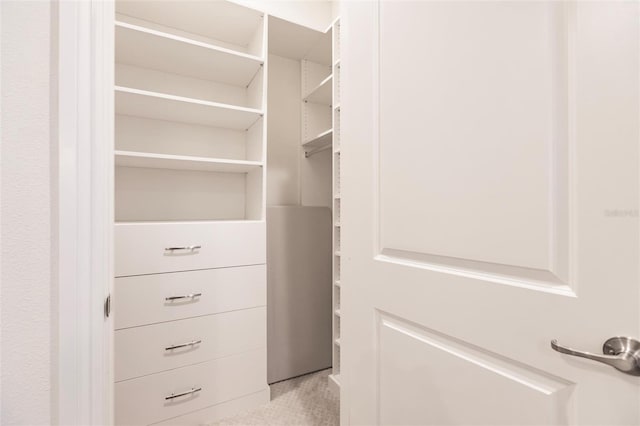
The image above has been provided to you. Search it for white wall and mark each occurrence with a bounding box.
[1,1,56,425]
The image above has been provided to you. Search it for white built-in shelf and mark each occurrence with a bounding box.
[116,21,263,87]
[115,86,263,130]
[302,128,333,149]
[335,280,341,287]
[304,75,333,105]
[115,151,262,173]
[269,16,327,62]
[115,1,263,49]
[306,28,333,65]
[303,129,333,158]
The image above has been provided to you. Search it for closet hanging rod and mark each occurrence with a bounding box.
[304,144,332,158]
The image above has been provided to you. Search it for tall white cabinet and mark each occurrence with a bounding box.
[113,2,269,425]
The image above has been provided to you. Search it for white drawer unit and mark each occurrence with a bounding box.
[114,264,266,329]
[115,307,266,382]
[115,221,266,277]
[115,348,267,426]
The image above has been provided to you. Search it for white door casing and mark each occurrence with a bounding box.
[57,0,114,424]
[341,1,639,425]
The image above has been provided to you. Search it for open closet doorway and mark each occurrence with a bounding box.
[108,1,342,425]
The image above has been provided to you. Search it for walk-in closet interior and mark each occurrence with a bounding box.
[113,1,342,424]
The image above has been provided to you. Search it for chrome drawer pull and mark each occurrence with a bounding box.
[165,387,202,401]
[165,293,202,302]
[164,245,201,253]
[165,339,202,351]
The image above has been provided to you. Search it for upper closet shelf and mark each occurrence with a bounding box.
[303,75,333,105]
[268,16,331,65]
[116,1,263,50]
[115,151,262,173]
[115,86,263,130]
[116,21,263,87]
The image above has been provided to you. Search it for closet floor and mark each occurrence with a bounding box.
[210,369,339,426]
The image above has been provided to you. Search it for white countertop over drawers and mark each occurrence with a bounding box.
[114,221,266,277]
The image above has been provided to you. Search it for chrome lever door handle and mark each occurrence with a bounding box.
[550,337,640,376]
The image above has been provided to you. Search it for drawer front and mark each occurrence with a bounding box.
[115,221,266,277]
[115,265,266,329]
[115,348,267,426]
[115,307,266,382]
[151,390,270,426]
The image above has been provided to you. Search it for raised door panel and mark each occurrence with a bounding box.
[378,313,574,425]
[378,2,569,276]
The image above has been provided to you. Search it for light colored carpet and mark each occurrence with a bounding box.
[210,369,339,426]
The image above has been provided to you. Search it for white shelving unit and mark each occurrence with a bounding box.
[329,17,342,395]
[113,3,342,422]
[113,2,269,424]
[268,14,339,390]
[283,15,341,393]
[301,32,332,160]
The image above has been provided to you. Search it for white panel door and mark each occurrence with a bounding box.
[341,1,640,425]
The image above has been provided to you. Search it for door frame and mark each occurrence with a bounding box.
[56,0,114,424]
